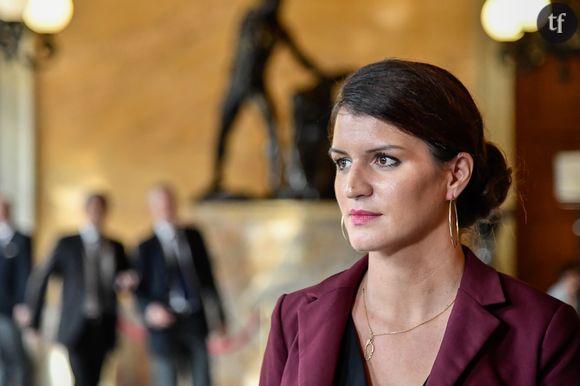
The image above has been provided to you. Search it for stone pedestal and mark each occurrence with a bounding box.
[190,200,358,386]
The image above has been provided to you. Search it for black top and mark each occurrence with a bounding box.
[334,315,429,386]
[334,315,368,385]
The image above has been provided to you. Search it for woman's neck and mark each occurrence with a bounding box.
[364,230,465,327]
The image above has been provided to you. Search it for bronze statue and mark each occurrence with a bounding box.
[207,0,322,198]
[284,72,349,199]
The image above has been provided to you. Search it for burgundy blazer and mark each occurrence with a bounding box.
[260,249,580,385]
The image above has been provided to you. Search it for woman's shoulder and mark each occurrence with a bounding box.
[275,255,368,315]
[497,270,578,323]
[499,271,561,304]
[460,249,579,343]
[495,271,580,380]
[464,249,573,318]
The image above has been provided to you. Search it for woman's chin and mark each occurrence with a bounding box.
[348,237,379,253]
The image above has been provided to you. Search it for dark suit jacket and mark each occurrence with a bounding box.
[29,234,129,349]
[135,226,226,355]
[260,248,580,385]
[0,232,32,317]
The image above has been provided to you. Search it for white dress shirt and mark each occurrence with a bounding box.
[0,221,15,246]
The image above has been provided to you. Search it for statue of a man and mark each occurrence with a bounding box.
[207,0,321,197]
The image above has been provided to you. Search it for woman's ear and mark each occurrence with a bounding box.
[446,152,473,200]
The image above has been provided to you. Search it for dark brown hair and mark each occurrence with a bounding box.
[330,59,512,228]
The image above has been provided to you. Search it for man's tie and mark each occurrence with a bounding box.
[168,232,202,314]
[85,236,103,318]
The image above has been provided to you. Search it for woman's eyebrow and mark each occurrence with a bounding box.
[328,148,348,156]
[328,144,405,157]
[366,145,405,153]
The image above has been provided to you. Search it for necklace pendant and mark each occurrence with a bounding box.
[364,335,375,361]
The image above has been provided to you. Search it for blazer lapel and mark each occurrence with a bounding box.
[428,292,501,385]
[150,235,171,299]
[298,287,354,386]
[297,256,368,386]
[428,249,506,385]
[73,234,88,288]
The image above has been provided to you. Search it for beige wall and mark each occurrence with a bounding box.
[36,0,494,255]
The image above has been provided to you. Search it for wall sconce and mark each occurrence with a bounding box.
[554,151,580,209]
[0,0,74,65]
[481,0,580,78]
[554,151,580,259]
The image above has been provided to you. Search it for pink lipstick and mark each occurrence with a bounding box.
[349,209,382,225]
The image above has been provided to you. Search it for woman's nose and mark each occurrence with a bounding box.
[345,164,372,199]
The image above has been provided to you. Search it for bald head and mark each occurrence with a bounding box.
[148,184,178,223]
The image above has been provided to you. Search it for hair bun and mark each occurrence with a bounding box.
[458,142,512,227]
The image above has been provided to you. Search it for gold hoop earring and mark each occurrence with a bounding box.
[448,200,459,247]
[341,216,349,242]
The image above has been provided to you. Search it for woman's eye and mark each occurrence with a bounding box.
[334,158,351,170]
[375,153,400,167]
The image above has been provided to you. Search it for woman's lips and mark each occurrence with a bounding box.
[349,210,382,225]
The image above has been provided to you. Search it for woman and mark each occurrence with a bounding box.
[260,59,580,385]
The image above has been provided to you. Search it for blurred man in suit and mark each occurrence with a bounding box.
[135,184,226,386]
[29,193,135,386]
[0,195,31,386]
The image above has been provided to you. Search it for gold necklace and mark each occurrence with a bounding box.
[361,286,456,361]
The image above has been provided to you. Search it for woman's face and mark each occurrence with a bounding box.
[330,110,450,254]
